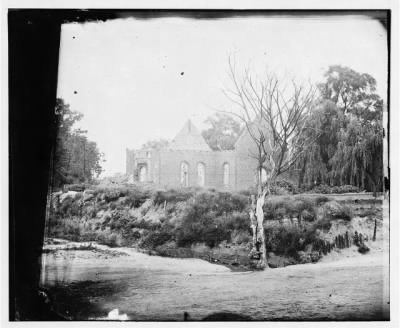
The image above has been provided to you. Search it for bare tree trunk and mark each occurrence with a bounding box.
[255,189,268,269]
[249,196,258,246]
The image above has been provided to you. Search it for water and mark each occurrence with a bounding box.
[41,242,389,321]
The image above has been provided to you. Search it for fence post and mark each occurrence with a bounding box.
[373,219,377,241]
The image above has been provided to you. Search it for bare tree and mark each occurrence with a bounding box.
[224,58,317,269]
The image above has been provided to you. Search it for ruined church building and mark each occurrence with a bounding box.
[126,120,264,191]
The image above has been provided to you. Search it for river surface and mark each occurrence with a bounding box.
[40,240,389,321]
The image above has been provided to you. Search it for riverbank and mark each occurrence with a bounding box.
[47,186,384,271]
[40,238,389,321]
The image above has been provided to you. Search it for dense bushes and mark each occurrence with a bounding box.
[304,184,360,194]
[321,201,353,221]
[175,191,250,247]
[265,226,303,257]
[48,185,354,263]
[152,188,196,205]
[263,195,330,221]
[264,215,338,259]
[240,181,360,196]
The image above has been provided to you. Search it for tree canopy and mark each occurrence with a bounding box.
[53,98,103,188]
[318,65,383,118]
[293,65,384,192]
[202,113,242,151]
[141,138,170,150]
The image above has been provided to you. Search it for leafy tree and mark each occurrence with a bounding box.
[318,65,383,117]
[329,116,383,192]
[53,98,103,188]
[294,100,346,187]
[293,66,384,192]
[140,138,169,150]
[202,113,242,150]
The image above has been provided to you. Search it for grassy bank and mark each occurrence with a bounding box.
[47,184,378,269]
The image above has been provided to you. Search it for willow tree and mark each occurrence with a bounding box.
[298,66,384,191]
[225,59,317,269]
[294,100,346,188]
[329,117,383,192]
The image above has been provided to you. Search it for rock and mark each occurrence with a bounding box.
[358,244,370,254]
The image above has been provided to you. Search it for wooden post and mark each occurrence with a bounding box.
[373,219,377,241]
[354,231,359,246]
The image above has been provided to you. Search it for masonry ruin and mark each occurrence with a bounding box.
[126,120,262,191]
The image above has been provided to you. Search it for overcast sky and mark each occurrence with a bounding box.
[57,14,388,177]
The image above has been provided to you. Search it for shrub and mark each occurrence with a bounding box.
[63,218,81,236]
[312,184,331,194]
[338,185,360,193]
[265,225,303,257]
[300,209,315,222]
[314,195,330,205]
[64,184,86,192]
[152,188,196,205]
[307,184,360,194]
[231,230,251,245]
[140,230,173,249]
[176,211,230,248]
[271,179,298,194]
[59,197,81,217]
[96,230,121,247]
[134,219,153,230]
[124,187,152,208]
[225,211,250,231]
[322,201,353,221]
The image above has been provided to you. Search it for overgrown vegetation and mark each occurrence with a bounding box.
[47,185,357,268]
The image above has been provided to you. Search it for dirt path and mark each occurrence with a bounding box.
[41,239,389,321]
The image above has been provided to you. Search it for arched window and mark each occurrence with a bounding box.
[139,165,147,182]
[197,162,206,186]
[180,162,189,187]
[223,163,230,186]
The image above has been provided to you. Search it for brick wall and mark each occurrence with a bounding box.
[126,126,263,191]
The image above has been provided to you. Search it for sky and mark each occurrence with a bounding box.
[57,14,388,177]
